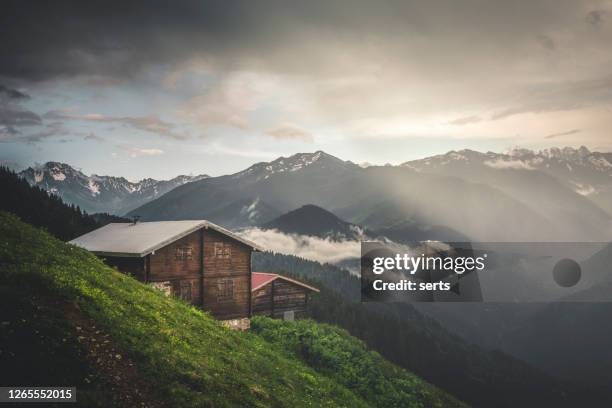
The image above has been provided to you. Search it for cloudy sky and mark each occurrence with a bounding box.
[2,0,612,180]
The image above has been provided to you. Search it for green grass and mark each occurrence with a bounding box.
[251,317,465,408]
[0,211,465,407]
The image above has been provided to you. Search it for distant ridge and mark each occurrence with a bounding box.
[19,162,208,215]
[0,166,127,240]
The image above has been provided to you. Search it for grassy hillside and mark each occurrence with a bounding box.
[0,211,464,407]
[252,318,461,408]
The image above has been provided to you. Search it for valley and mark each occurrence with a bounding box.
[6,145,612,407]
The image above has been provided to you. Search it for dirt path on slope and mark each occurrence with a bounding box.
[62,300,164,408]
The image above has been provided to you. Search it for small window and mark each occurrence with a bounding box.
[217,278,234,302]
[175,246,193,261]
[214,242,231,259]
[179,281,192,302]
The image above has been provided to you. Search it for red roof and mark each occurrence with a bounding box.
[251,272,319,292]
[251,272,278,291]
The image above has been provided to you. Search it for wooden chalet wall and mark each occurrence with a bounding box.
[201,229,251,320]
[252,279,310,319]
[103,227,252,321]
[148,229,204,308]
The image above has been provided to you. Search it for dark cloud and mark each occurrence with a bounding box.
[1,0,285,81]
[0,85,30,100]
[45,111,190,140]
[0,83,70,143]
[22,122,66,143]
[0,105,42,128]
[2,0,612,153]
[0,0,606,82]
[0,84,42,141]
[544,129,581,139]
[0,121,64,143]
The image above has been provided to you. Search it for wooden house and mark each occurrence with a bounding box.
[251,272,319,320]
[70,220,262,328]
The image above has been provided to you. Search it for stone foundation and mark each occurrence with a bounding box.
[220,318,250,331]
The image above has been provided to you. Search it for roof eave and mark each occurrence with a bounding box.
[204,221,264,251]
[92,251,143,258]
[277,275,320,292]
[252,277,278,292]
[251,274,320,293]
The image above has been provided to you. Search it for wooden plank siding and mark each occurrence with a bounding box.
[252,285,273,315]
[103,226,253,321]
[147,228,204,308]
[202,228,251,320]
[252,279,310,319]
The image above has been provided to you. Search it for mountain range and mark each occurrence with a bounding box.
[402,146,612,223]
[19,146,612,241]
[128,147,612,241]
[19,162,208,215]
[128,151,359,228]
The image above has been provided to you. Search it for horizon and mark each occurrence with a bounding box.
[7,144,608,182]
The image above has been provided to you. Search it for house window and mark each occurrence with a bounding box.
[175,246,193,261]
[179,281,192,302]
[217,278,234,302]
[214,242,231,259]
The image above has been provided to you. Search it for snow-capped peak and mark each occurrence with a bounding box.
[506,146,592,161]
[19,162,209,215]
[31,161,82,182]
[400,146,612,183]
[233,151,353,181]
